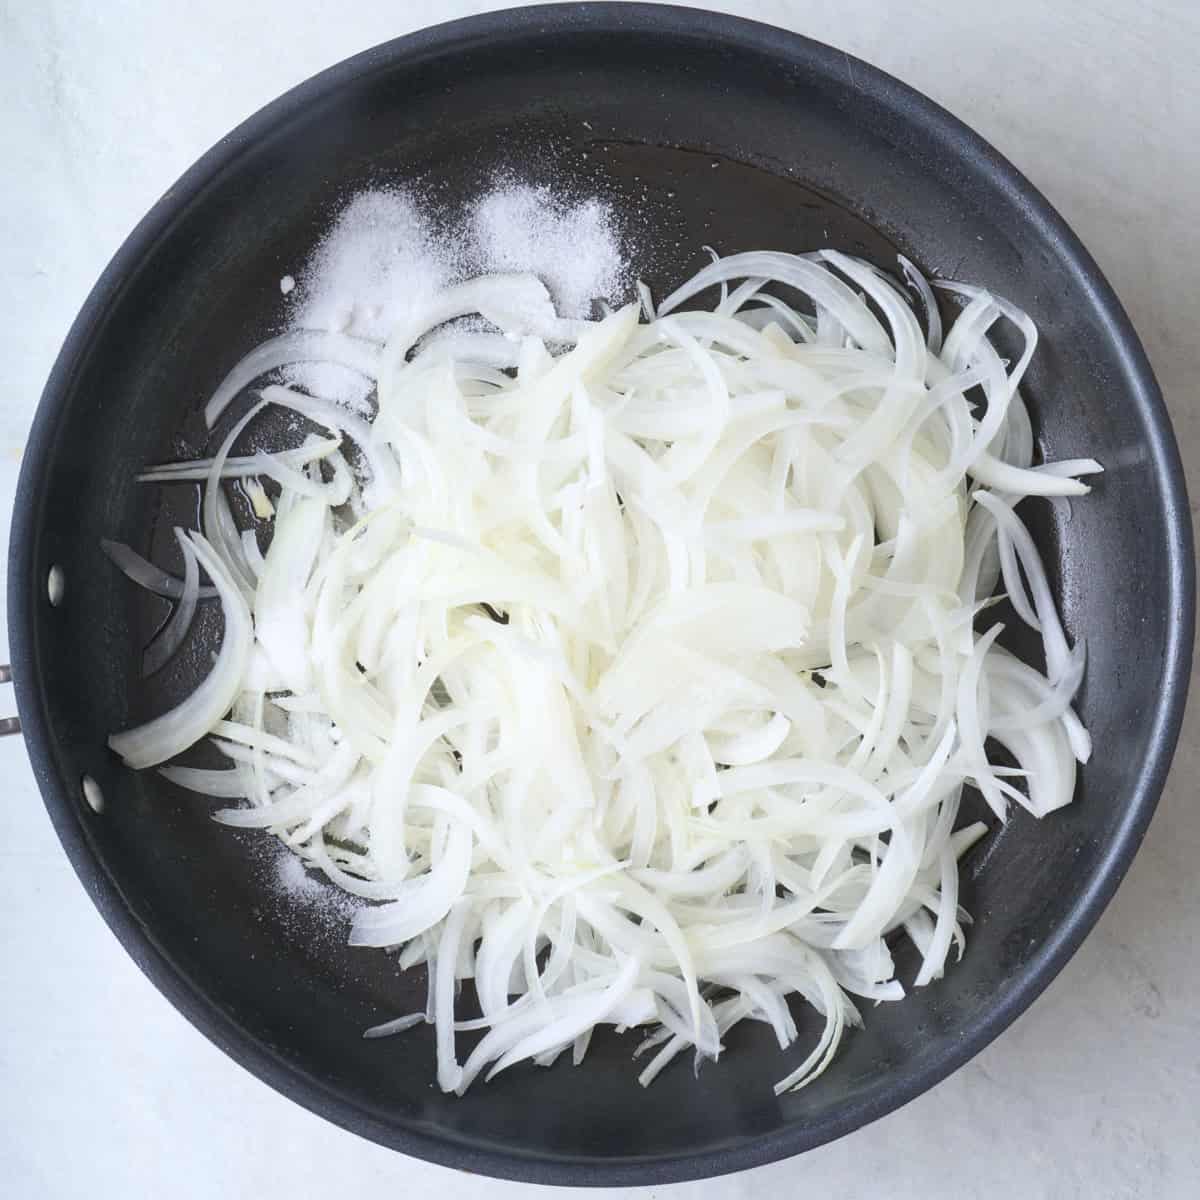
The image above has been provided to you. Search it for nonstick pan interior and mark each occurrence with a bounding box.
[11,5,1192,1186]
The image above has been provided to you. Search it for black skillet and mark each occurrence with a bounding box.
[9,3,1193,1187]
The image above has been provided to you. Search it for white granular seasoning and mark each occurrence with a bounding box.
[276,847,320,897]
[279,361,374,415]
[286,180,632,357]
[262,842,361,941]
[279,274,295,295]
[292,189,453,344]
[469,183,629,318]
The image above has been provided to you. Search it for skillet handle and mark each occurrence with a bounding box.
[0,665,19,736]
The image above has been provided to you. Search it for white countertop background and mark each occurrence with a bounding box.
[3,2,1198,1197]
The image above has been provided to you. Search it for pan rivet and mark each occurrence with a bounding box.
[47,565,65,607]
[81,774,104,814]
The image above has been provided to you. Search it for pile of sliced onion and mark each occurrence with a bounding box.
[107,248,1098,1095]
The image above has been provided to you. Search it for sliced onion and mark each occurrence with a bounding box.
[204,330,381,428]
[101,538,217,600]
[111,247,1093,1100]
[142,529,202,676]
[108,532,252,769]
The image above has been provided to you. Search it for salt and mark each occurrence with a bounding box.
[276,848,319,897]
[291,189,452,344]
[469,183,629,319]
[259,840,361,944]
[279,360,374,414]
[284,178,632,360]
[279,274,295,295]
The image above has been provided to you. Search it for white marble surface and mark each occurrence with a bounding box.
[2,2,1198,1196]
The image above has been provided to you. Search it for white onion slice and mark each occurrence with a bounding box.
[204,330,381,428]
[142,529,202,676]
[109,533,252,769]
[102,538,217,600]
